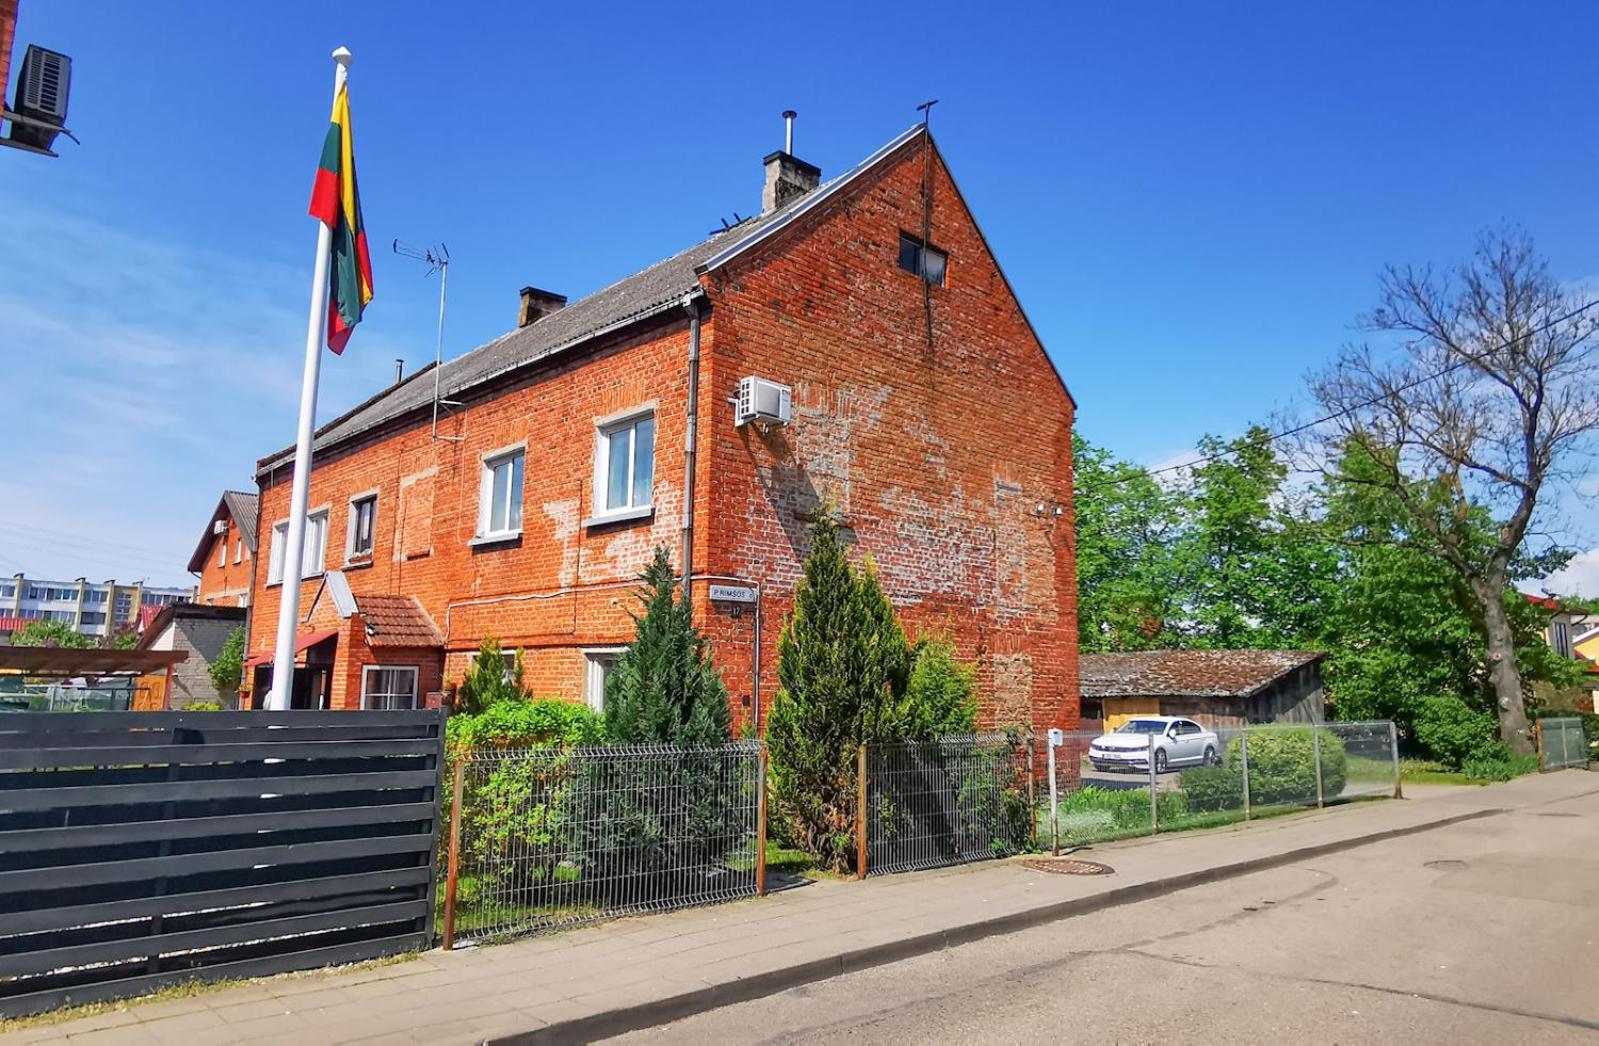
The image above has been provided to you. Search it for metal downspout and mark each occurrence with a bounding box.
[680,294,704,601]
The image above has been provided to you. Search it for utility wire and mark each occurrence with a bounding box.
[1111,296,1599,485]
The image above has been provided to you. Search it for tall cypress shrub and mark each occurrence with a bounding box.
[573,548,735,899]
[767,517,909,873]
[603,548,731,746]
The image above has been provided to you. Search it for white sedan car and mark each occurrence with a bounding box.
[1088,716,1221,774]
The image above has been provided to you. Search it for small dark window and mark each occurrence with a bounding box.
[351,495,377,557]
[897,232,947,285]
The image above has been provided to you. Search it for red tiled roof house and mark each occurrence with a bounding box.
[242,125,1080,732]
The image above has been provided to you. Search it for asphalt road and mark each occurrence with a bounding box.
[612,781,1599,1045]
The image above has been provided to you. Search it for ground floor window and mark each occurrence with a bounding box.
[362,665,419,710]
[582,648,625,713]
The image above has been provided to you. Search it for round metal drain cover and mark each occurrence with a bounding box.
[1424,859,1468,871]
[1022,857,1114,876]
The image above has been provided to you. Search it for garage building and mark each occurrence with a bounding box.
[1080,649,1326,732]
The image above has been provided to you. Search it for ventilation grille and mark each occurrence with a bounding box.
[18,46,71,122]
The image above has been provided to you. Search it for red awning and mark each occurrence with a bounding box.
[243,629,339,669]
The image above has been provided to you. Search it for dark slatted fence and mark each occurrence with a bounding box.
[0,709,445,1018]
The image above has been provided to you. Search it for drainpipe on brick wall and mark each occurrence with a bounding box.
[679,292,705,602]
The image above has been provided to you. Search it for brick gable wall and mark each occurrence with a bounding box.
[196,512,254,607]
[698,137,1080,732]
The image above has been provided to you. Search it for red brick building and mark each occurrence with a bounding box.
[241,125,1080,732]
[188,491,259,608]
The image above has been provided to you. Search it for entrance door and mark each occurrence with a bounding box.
[290,667,331,710]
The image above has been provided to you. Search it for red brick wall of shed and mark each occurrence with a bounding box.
[247,316,709,708]
[698,137,1080,733]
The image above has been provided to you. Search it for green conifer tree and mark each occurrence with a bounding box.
[603,547,732,746]
[767,516,909,872]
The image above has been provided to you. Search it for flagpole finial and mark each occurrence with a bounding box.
[332,46,353,67]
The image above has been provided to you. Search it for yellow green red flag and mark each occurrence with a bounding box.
[308,84,373,354]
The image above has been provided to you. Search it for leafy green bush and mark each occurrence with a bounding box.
[183,700,224,711]
[895,634,978,741]
[445,697,602,756]
[1043,785,1187,839]
[1179,765,1245,812]
[1461,741,1541,782]
[208,626,246,698]
[1412,694,1499,768]
[1228,726,1347,805]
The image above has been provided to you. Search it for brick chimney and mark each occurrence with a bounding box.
[762,151,820,215]
[518,286,567,328]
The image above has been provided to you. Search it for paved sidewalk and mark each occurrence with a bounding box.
[4,772,1594,1045]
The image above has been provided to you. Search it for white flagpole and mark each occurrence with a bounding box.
[267,46,352,712]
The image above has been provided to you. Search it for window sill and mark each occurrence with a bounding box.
[583,506,654,529]
[341,556,374,572]
[469,530,522,548]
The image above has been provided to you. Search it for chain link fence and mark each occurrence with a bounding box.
[1035,720,1401,850]
[442,741,763,945]
[862,734,1031,876]
[1539,717,1590,771]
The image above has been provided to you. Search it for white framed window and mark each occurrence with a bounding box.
[898,232,947,285]
[217,531,228,568]
[593,411,655,519]
[469,646,518,685]
[362,665,419,710]
[233,538,244,565]
[582,647,626,712]
[476,446,525,540]
[267,509,330,584]
[347,492,378,560]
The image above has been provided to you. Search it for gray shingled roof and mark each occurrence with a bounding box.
[1080,650,1325,699]
[256,126,927,476]
[222,491,259,553]
[186,490,262,572]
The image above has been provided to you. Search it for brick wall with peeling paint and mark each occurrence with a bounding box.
[699,137,1080,733]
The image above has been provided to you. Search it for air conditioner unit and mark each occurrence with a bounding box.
[736,376,792,427]
[212,519,228,535]
[6,45,72,153]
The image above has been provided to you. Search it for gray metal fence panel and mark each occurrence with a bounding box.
[1540,717,1590,771]
[449,741,761,943]
[0,709,445,1019]
[864,734,1029,876]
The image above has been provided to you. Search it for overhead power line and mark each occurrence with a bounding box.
[1116,297,1599,485]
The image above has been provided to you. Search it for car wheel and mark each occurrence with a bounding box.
[1204,745,1218,767]
[1153,749,1168,774]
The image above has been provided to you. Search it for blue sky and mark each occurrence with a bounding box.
[4,1,1597,592]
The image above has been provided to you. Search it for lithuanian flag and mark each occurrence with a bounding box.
[308,84,373,354]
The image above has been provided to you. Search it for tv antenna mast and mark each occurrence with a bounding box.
[392,239,462,441]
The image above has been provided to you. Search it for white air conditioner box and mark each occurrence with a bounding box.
[736,376,792,427]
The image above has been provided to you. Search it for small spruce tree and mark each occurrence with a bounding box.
[604,548,732,746]
[766,515,910,873]
[897,633,978,741]
[456,637,526,715]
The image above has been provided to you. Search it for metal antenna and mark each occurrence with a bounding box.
[391,239,462,442]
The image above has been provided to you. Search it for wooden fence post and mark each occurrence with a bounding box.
[756,743,769,897]
[1535,719,1545,771]
[856,743,868,880]
[441,754,466,951]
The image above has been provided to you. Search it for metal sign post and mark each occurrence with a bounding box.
[1148,734,1159,835]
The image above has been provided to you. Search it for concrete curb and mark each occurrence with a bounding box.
[491,806,1504,1045]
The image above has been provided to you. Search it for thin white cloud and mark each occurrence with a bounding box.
[1542,548,1599,600]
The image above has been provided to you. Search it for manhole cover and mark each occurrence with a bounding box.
[1424,859,1468,871]
[1022,857,1114,876]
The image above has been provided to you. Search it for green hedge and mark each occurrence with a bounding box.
[1224,726,1348,805]
[1179,765,1245,812]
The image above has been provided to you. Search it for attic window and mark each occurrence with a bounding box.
[898,232,947,286]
